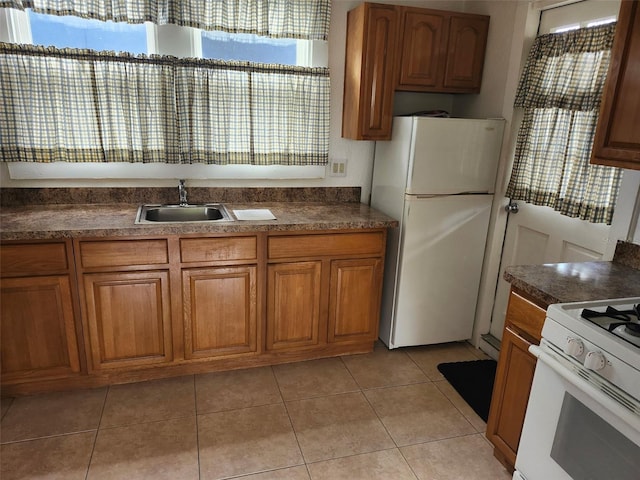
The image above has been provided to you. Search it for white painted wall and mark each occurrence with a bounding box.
[3,1,638,345]
[0,0,498,204]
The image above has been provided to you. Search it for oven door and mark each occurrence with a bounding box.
[514,341,640,480]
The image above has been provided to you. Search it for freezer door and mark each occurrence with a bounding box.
[406,117,504,195]
[391,194,493,347]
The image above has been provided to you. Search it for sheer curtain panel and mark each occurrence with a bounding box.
[0,43,330,165]
[506,23,622,224]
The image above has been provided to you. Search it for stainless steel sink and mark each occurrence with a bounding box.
[135,204,234,223]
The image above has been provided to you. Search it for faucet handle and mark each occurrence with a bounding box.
[178,179,187,205]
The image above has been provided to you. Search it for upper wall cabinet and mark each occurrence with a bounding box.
[342,3,399,141]
[397,8,489,92]
[342,2,490,141]
[591,0,640,170]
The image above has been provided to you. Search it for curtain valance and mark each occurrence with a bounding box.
[514,23,616,112]
[0,0,331,40]
[0,42,330,165]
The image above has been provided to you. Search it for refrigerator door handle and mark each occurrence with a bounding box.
[414,191,490,199]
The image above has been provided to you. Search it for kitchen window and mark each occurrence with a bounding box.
[0,1,330,179]
[27,9,149,54]
[23,8,322,66]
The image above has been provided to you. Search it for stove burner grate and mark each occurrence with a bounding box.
[581,305,640,323]
[581,304,640,347]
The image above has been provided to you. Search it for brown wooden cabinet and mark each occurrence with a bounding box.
[328,258,382,343]
[442,15,489,90]
[0,241,82,384]
[342,2,398,141]
[77,238,173,371]
[397,9,445,90]
[82,270,172,370]
[397,8,489,92]
[182,266,257,359]
[180,235,259,360]
[2,228,387,395]
[591,0,640,170]
[486,289,546,472]
[267,261,322,350]
[267,231,385,351]
[342,2,490,140]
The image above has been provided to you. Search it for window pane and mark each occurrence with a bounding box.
[27,10,147,54]
[201,30,296,64]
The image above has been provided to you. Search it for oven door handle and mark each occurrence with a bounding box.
[529,344,640,430]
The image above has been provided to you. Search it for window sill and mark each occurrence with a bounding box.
[7,162,327,180]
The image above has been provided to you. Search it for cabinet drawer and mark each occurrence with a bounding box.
[180,237,257,263]
[1,242,69,276]
[268,232,384,259]
[79,239,169,268]
[505,291,546,341]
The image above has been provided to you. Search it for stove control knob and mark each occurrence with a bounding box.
[564,338,584,357]
[584,351,606,371]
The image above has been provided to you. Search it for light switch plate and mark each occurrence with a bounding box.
[329,158,347,177]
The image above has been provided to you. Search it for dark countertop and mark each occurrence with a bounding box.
[504,259,640,307]
[0,202,398,240]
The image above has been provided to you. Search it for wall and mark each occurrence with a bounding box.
[466,0,640,354]
[0,0,504,204]
[6,1,636,344]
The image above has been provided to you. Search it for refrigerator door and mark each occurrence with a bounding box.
[390,194,493,348]
[371,117,414,221]
[406,117,504,195]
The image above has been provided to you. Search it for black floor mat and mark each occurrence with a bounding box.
[437,359,497,422]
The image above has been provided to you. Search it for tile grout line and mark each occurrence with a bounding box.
[0,397,14,422]
[352,345,484,456]
[193,374,202,480]
[403,348,434,381]
[338,353,365,390]
[337,356,414,468]
[393,446,422,480]
[432,379,487,434]
[269,365,308,473]
[0,428,99,446]
[395,432,495,480]
[84,385,110,480]
[96,412,199,431]
[339,352,417,467]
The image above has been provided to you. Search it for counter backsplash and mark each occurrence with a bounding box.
[613,240,640,270]
[0,187,362,206]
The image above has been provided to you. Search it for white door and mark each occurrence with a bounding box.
[489,203,609,340]
[489,172,640,341]
[488,0,635,341]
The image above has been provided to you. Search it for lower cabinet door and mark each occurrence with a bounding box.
[267,261,322,351]
[82,270,172,370]
[182,266,257,359]
[328,258,382,343]
[1,275,81,383]
[486,326,537,470]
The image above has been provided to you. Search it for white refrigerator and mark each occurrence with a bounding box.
[371,116,505,349]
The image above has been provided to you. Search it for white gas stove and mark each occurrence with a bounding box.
[544,297,640,400]
[514,297,640,480]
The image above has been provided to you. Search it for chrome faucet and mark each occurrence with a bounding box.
[178,179,188,206]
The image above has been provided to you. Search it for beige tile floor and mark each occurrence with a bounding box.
[0,341,511,480]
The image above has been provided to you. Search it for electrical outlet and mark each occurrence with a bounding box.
[329,158,347,177]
